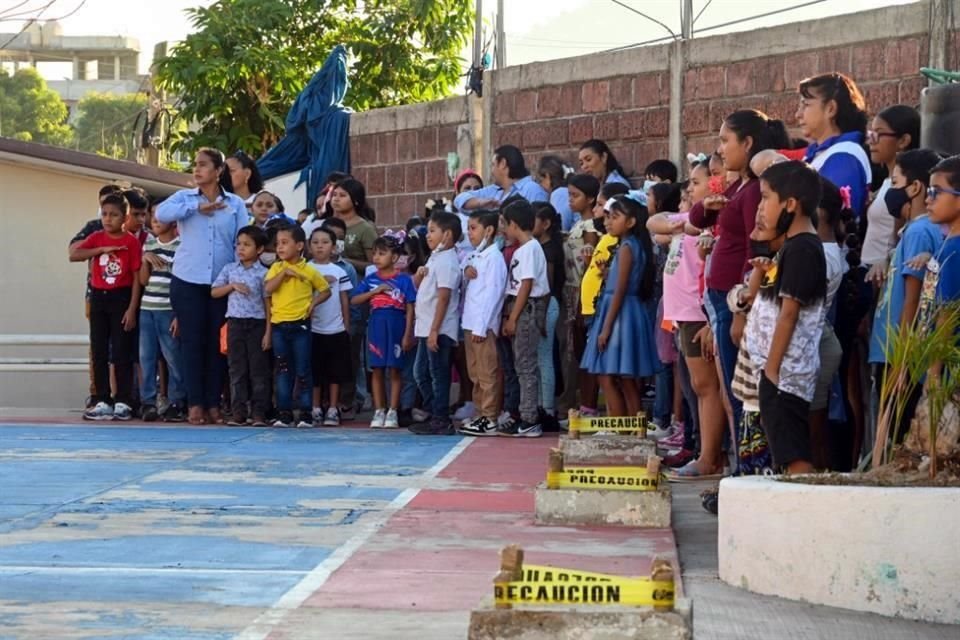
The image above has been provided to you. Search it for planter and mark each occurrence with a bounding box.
[718,475,960,625]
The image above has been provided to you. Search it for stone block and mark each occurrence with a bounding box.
[582,80,611,113]
[438,124,458,154]
[366,166,385,194]
[497,92,516,123]
[404,163,425,193]
[516,90,539,121]
[644,107,669,138]
[852,42,886,82]
[681,103,710,135]
[559,83,583,116]
[468,606,692,640]
[386,164,404,193]
[378,131,398,164]
[559,434,656,466]
[784,51,819,88]
[610,76,634,110]
[817,46,852,76]
[725,61,755,97]
[538,86,562,118]
[397,130,418,162]
[684,65,724,101]
[417,126,438,159]
[425,160,448,191]
[534,482,671,528]
[634,72,664,107]
[568,116,594,145]
[884,37,922,79]
[593,113,619,140]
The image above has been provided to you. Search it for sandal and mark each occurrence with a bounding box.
[666,461,726,482]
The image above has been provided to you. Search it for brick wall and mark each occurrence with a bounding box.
[492,72,670,184]
[682,36,933,155]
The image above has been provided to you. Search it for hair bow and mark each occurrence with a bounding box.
[838,185,852,211]
[562,164,575,178]
[687,152,708,165]
[383,229,407,244]
[625,189,648,207]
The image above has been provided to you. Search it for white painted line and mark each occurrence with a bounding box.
[235,437,473,640]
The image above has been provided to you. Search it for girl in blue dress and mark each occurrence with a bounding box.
[581,193,658,417]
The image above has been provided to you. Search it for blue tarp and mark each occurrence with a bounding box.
[257,45,352,210]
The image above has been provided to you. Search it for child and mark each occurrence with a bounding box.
[250,190,286,228]
[500,199,550,437]
[138,213,185,422]
[532,202,565,425]
[297,208,311,226]
[746,160,826,474]
[308,227,354,426]
[580,194,658,418]
[212,226,272,426]
[123,188,151,248]
[458,211,507,436]
[264,225,331,427]
[351,235,417,428]
[70,193,142,421]
[644,159,679,184]
[409,211,463,435]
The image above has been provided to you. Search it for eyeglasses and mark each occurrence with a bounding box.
[866,130,899,145]
[927,186,960,200]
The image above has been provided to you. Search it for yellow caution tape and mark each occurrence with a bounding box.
[546,466,661,491]
[523,564,638,582]
[495,579,674,607]
[569,415,647,434]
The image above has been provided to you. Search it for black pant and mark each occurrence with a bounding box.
[227,318,271,418]
[89,287,135,405]
[170,276,227,409]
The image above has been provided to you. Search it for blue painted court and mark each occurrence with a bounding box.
[0,422,465,639]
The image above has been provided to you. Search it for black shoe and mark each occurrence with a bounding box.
[273,412,294,428]
[458,416,499,437]
[701,488,719,515]
[397,409,415,428]
[141,405,159,422]
[408,418,455,436]
[537,408,560,433]
[497,418,543,438]
[162,405,186,423]
[227,412,248,426]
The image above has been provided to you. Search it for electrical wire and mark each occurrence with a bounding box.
[694,0,827,36]
[693,0,713,25]
[607,0,677,40]
[0,0,56,50]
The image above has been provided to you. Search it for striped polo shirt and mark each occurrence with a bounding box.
[141,235,180,312]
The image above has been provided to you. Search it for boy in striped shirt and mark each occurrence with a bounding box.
[138,215,185,421]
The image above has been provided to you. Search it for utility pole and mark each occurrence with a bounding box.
[472,0,483,69]
[681,0,694,40]
[495,0,505,69]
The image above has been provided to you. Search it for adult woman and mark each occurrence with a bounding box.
[220,150,265,207]
[863,104,921,284]
[452,169,484,255]
[156,148,248,424]
[688,110,789,443]
[578,139,631,188]
[302,171,351,239]
[330,178,377,273]
[797,73,871,217]
[536,155,576,231]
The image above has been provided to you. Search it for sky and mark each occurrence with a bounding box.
[1,0,919,78]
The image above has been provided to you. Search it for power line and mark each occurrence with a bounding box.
[694,0,713,25]
[0,0,56,50]
[694,0,827,36]
[608,0,677,40]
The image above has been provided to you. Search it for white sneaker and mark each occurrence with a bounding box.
[323,407,340,427]
[452,401,476,422]
[497,411,513,426]
[112,402,133,421]
[411,407,431,423]
[646,421,673,440]
[384,409,400,429]
[83,401,114,421]
[370,409,387,428]
[312,407,324,425]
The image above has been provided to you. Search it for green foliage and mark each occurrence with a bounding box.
[0,68,72,146]
[74,93,149,160]
[156,0,473,156]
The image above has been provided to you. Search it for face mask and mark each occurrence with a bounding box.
[494,236,506,251]
[261,252,277,266]
[883,186,911,219]
[774,207,795,237]
[335,240,345,255]
[643,179,658,192]
[750,239,774,259]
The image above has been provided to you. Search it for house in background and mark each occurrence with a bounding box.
[0,137,192,410]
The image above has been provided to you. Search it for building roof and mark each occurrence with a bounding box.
[0,137,193,195]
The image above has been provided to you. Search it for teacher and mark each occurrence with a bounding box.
[156,148,249,425]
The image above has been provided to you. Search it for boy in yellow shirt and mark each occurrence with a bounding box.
[265,225,331,427]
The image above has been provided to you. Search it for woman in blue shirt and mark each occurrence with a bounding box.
[536,155,576,231]
[578,139,631,188]
[156,148,249,425]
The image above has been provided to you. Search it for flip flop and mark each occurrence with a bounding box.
[666,461,726,482]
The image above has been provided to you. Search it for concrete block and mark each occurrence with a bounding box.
[559,435,656,466]
[468,601,693,640]
[534,482,671,528]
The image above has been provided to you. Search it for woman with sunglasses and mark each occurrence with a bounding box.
[863,105,921,287]
[220,150,265,208]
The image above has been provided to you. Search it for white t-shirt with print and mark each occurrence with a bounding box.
[507,239,550,298]
[309,262,352,334]
[415,248,462,340]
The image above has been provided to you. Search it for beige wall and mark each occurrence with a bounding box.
[0,160,106,409]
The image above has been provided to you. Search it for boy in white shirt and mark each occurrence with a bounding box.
[458,210,507,436]
[409,211,463,435]
[500,198,550,437]
[307,227,353,426]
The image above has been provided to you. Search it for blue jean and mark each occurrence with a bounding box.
[654,361,673,423]
[537,297,560,414]
[139,309,184,407]
[497,335,520,415]
[706,287,743,437]
[170,277,227,409]
[414,335,454,420]
[272,321,312,413]
[400,350,418,410]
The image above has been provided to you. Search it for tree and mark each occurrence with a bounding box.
[73,93,149,160]
[0,68,72,146]
[156,0,473,156]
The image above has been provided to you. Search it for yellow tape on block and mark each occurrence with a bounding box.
[545,466,661,491]
[568,415,646,434]
[495,579,674,607]
[523,564,638,583]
